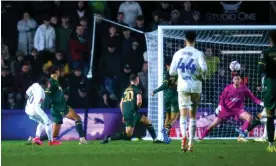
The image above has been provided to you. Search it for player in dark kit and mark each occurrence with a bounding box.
[258,30,276,152]
[44,65,87,144]
[101,74,164,144]
[152,57,179,141]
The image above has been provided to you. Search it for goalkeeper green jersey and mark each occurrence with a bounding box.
[153,70,178,101]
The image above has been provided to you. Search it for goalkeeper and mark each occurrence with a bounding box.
[152,57,179,140]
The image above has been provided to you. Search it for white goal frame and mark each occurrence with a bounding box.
[146,25,276,140]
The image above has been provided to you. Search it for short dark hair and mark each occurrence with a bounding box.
[164,56,172,66]
[39,76,49,86]
[49,64,61,74]
[129,73,138,82]
[185,31,196,43]
[269,30,276,44]
[22,62,30,67]
[118,12,124,15]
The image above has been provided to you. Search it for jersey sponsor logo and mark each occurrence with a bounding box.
[177,58,196,74]
[184,52,193,56]
[230,97,240,102]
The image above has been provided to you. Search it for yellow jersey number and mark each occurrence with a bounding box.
[123,91,134,102]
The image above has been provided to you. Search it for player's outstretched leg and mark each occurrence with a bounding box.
[200,117,222,140]
[140,115,164,144]
[266,108,276,152]
[66,107,87,144]
[237,112,252,142]
[32,123,44,145]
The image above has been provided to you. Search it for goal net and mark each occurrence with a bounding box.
[145,25,276,140]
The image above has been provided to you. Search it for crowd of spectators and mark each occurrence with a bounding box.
[1,1,212,109]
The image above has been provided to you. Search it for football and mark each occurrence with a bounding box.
[229,61,241,71]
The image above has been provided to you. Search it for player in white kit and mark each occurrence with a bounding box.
[25,76,61,145]
[170,31,207,152]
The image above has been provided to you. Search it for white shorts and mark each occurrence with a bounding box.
[178,91,201,109]
[25,106,51,125]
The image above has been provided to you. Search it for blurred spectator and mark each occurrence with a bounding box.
[2,67,14,99]
[79,17,91,40]
[138,61,148,107]
[1,38,10,60]
[119,64,132,98]
[69,24,90,75]
[43,51,70,76]
[12,51,26,76]
[122,28,134,59]
[118,1,143,27]
[116,12,128,34]
[75,86,88,108]
[99,43,121,100]
[151,12,160,31]
[58,67,70,91]
[34,16,56,52]
[169,10,181,25]
[133,15,147,52]
[205,48,219,79]
[125,41,144,73]
[17,12,37,55]
[191,11,201,24]
[89,1,110,16]
[101,25,121,51]
[1,39,15,74]
[27,48,41,79]
[69,67,87,107]
[50,15,59,28]
[14,62,33,95]
[71,1,90,26]
[56,15,73,56]
[179,1,194,24]
[7,93,19,109]
[158,2,172,23]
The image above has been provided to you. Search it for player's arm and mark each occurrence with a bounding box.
[245,87,263,106]
[152,73,169,95]
[198,51,208,77]
[169,53,178,76]
[137,94,142,108]
[120,98,123,113]
[42,82,53,109]
[258,51,267,74]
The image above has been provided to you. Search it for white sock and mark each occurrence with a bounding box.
[35,123,44,137]
[262,124,267,138]
[45,123,53,142]
[180,116,187,138]
[189,119,196,146]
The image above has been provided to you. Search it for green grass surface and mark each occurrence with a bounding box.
[1,140,276,166]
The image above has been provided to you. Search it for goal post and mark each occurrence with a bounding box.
[146,25,276,140]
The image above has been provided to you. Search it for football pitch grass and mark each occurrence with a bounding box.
[2,140,276,166]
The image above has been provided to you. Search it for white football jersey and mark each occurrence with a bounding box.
[26,83,45,107]
[169,46,207,93]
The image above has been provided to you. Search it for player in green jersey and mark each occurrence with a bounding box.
[45,65,87,144]
[101,74,164,144]
[152,57,179,138]
[258,30,276,152]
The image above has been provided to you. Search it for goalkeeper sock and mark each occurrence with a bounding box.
[35,123,44,138]
[241,120,250,132]
[267,116,275,144]
[262,124,267,138]
[146,124,157,140]
[245,116,261,133]
[75,121,85,138]
[188,119,196,146]
[45,123,53,142]
[180,116,187,138]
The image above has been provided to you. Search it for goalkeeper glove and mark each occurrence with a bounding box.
[215,105,221,116]
[259,102,264,107]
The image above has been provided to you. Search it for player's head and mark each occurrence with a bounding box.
[232,72,241,87]
[49,64,61,77]
[185,31,196,46]
[129,73,139,85]
[164,56,172,69]
[39,76,49,89]
[269,30,276,46]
